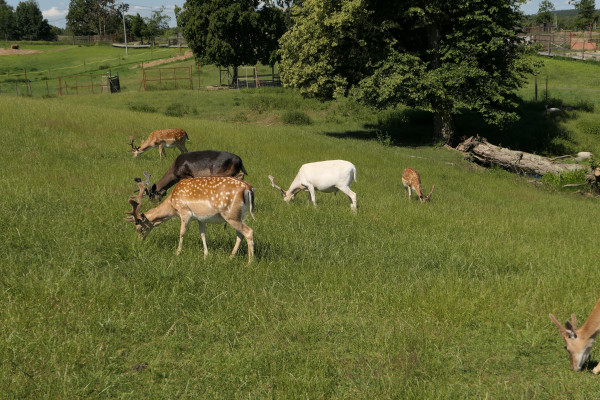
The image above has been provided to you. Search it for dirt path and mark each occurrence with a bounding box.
[130,50,194,69]
[0,48,42,55]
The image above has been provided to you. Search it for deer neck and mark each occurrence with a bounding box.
[144,196,177,227]
[578,297,600,340]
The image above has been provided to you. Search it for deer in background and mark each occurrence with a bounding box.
[269,160,357,211]
[550,296,600,373]
[126,176,255,263]
[144,150,248,202]
[401,168,435,202]
[129,128,189,160]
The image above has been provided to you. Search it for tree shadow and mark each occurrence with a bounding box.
[324,100,578,155]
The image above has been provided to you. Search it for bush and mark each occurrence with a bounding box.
[128,103,157,113]
[281,110,311,125]
[164,103,197,117]
[542,169,587,189]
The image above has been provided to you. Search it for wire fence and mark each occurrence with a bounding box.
[526,29,600,61]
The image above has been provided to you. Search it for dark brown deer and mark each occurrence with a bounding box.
[126,176,255,263]
[144,150,248,201]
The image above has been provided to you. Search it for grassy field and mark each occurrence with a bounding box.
[2,47,600,398]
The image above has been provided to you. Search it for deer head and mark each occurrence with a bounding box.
[422,184,435,202]
[128,136,140,155]
[549,313,594,371]
[125,180,154,238]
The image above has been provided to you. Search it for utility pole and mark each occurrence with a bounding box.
[119,3,130,56]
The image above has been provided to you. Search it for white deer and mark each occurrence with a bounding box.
[401,167,435,202]
[550,296,600,373]
[129,128,189,160]
[268,160,357,211]
[126,176,255,263]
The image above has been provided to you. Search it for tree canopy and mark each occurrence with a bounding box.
[66,0,126,36]
[572,0,597,30]
[279,0,535,145]
[0,0,17,40]
[177,0,286,82]
[15,0,54,40]
[535,0,555,25]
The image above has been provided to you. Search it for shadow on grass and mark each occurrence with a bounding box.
[325,100,579,155]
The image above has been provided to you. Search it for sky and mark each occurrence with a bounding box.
[4,0,589,29]
[5,0,184,28]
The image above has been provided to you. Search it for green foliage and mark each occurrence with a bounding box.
[280,110,311,125]
[128,102,158,113]
[177,0,285,74]
[164,102,197,117]
[535,0,555,24]
[14,0,55,40]
[572,0,597,30]
[279,0,536,145]
[542,168,587,188]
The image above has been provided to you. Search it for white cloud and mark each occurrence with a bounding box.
[43,6,67,19]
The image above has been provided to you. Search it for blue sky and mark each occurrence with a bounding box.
[4,0,588,29]
[521,0,578,14]
[5,0,183,28]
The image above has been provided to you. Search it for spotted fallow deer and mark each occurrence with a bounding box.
[268,160,357,211]
[550,296,600,373]
[129,129,189,160]
[125,176,255,263]
[401,168,435,202]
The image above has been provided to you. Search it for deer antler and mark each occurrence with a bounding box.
[425,184,435,201]
[128,136,139,152]
[125,181,147,223]
[268,175,286,196]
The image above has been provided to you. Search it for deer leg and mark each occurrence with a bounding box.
[224,218,254,263]
[307,184,317,206]
[197,221,208,259]
[159,143,165,160]
[338,186,357,211]
[177,213,192,255]
[178,143,188,153]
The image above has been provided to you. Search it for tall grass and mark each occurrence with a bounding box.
[3,87,600,398]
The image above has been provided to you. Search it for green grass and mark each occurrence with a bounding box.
[3,50,600,397]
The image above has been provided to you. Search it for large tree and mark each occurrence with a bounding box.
[15,0,54,40]
[535,0,555,25]
[572,0,597,30]
[144,6,170,46]
[0,0,17,40]
[279,0,535,146]
[177,0,285,82]
[66,0,124,36]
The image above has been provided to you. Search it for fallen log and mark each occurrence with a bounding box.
[455,136,588,177]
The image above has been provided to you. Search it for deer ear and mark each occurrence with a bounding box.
[565,321,578,338]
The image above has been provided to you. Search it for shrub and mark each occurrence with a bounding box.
[281,110,311,125]
[128,103,157,113]
[164,103,197,117]
[542,169,587,189]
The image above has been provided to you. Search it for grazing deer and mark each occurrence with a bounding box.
[129,129,189,160]
[550,297,600,373]
[144,150,248,202]
[401,168,435,202]
[268,160,357,211]
[126,176,255,263]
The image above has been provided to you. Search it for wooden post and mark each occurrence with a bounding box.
[58,77,62,96]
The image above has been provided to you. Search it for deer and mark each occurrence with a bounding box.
[129,129,189,160]
[401,168,435,202]
[143,150,248,202]
[550,296,600,373]
[126,176,255,263]
[268,160,357,211]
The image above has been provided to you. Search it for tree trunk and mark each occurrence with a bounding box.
[232,66,239,87]
[433,111,456,146]
[456,136,587,176]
